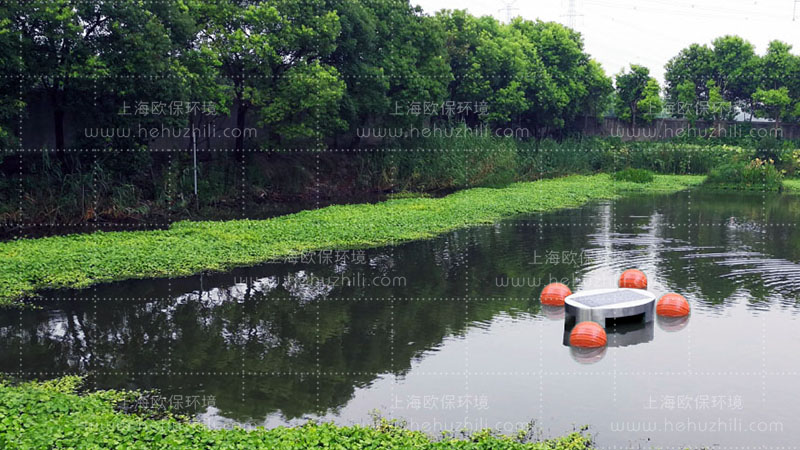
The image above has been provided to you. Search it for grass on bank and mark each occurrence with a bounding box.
[611,168,655,183]
[783,179,800,192]
[0,378,592,450]
[0,174,704,305]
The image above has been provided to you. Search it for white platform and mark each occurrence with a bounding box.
[564,288,656,326]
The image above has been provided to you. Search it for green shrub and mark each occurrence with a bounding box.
[621,143,748,174]
[391,127,520,190]
[611,168,655,183]
[704,159,783,191]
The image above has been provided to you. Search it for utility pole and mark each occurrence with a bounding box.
[565,0,581,29]
[498,0,519,23]
[794,0,800,20]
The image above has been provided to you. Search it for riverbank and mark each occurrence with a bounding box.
[783,179,800,192]
[0,378,591,449]
[0,174,704,305]
[3,139,748,228]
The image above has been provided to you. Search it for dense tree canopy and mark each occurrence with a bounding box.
[434,11,612,137]
[665,36,800,123]
[5,0,617,149]
[7,3,800,148]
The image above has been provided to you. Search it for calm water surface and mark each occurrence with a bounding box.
[3,190,800,448]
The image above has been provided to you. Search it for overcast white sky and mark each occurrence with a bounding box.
[412,0,800,84]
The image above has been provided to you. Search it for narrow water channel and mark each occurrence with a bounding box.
[3,190,799,448]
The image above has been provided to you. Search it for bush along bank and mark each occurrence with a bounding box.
[0,174,704,305]
[5,137,795,227]
[704,158,784,191]
[0,378,593,450]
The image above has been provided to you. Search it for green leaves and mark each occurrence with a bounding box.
[665,36,800,123]
[436,12,611,133]
[0,379,595,449]
[614,65,657,125]
[752,87,792,124]
[637,79,662,123]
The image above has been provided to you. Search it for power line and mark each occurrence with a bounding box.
[497,0,519,23]
[583,0,787,21]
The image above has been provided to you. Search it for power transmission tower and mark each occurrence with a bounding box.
[564,0,582,29]
[498,0,519,23]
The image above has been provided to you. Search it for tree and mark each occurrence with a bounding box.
[615,65,654,125]
[760,40,794,91]
[664,43,715,108]
[513,20,583,131]
[675,80,698,125]
[315,0,454,140]
[637,79,662,123]
[200,0,345,148]
[0,9,22,147]
[704,80,732,121]
[435,10,497,127]
[711,36,759,105]
[666,37,800,121]
[12,0,187,152]
[367,1,452,129]
[436,12,552,132]
[764,44,800,123]
[436,13,611,136]
[578,59,614,124]
[752,87,791,131]
[320,0,385,134]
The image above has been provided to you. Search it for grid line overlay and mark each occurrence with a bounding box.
[1,57,795,450]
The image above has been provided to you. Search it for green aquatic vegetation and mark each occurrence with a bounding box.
[0,378,593,449]
[611,169,655,183]
[0,174,704,305]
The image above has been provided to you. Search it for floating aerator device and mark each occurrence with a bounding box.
[539,270,690,355]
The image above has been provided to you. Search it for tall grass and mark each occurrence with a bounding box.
[1,137,786,226]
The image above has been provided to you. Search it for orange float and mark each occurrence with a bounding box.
[656,293,691,317]
[540,283,572,306]
[618,269,647,289]
[569,321,607,348]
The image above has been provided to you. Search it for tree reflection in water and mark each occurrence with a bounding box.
[4,190,800,426]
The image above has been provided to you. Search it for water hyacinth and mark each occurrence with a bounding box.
[0,174,703,305]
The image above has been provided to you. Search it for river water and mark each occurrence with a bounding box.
[2,190,799,448]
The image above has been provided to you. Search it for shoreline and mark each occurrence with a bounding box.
[0,174,704,305]
[0,378,593,449]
